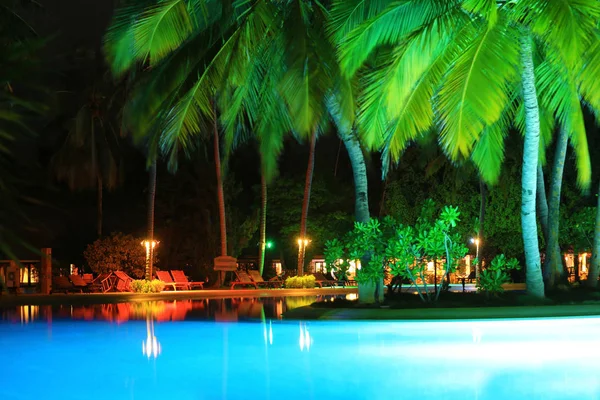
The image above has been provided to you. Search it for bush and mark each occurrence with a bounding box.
[84,232,155,278]
[130,279,165,293]
[285,275,316,288]
[476,254,521,296]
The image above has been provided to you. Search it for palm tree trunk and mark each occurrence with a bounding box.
[520,32,545,298]
[476,180,486,280]
[537,165,549,240]
[586,180,600,287]
[214,117,227,257]
[298,131,317,276]
[544,128,569,288]
[146,160,157,280]
[258,166,267,276]
[341,131,370,224]
[97,175,103,238]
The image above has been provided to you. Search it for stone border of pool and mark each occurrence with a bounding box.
[0,287,358,307]
[282,303,600,320]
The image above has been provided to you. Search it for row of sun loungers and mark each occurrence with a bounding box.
[52,270,203,293]
[52,270,346,293]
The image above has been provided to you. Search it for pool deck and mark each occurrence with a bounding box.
[283,303,600,321]
[0,287,358,307]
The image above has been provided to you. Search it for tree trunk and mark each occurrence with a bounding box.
[536,165,549,240]
[258,166,267,276]
[544,128,569,288]
[146,160,157,280]
[477,180,486,280]
[586,180,600,287]
[341,129,374,302]
[519,33,545,298]
[297,131,317,276]
[214,115,227,257]
[97,175,103,238]
[341,131,370,224]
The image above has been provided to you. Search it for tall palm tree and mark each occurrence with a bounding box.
[52,81,123,238]
[145,159,157,279]
[543,128,569,285]
[588,182,600,286]
[105,1,282,283]
[329,0,598,297]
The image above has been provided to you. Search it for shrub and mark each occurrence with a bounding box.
[324,200,468,303]
[84,232,156,278]
[285,275,316,288]
[476,254,521,296]
[130,279,165,293]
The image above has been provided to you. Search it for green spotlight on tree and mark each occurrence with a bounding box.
[266,241,273,249]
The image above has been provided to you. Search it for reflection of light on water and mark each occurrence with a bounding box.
[20,305,38,324]
[472,327,482,343]
[269,320,273,345]
[142,316,161,359]
[299,322,312,351]
[346,293,358,301]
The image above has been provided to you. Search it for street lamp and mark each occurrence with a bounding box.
[141,240,159,280]
[471,237,480,279]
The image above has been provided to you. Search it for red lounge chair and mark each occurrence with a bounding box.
[248,270,282,288]
[52,276,82,294]
[156,271,187,291]
[230,271,258,290]
[113,271,133,292]
[70,274,103,292]
[82,273,94,284]
[92,273,114,292]
[170,270,204,290]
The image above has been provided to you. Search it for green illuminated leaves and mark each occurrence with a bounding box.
[436,16,519,160]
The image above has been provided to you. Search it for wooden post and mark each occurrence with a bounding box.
[40,248,52,295]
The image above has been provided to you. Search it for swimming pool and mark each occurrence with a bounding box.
[1,297,599,399]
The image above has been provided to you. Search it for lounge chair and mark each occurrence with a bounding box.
[82,273,94,284]
[170,270,204,290]
[52,276,82,294]
[93,273,114,293]
[248,270,282,288]
[156,270,188,291]
[230,271,258,289]
[312,272,335,288]
[113,271,133,292]
[70,274,103,292]
[326,272,347,287]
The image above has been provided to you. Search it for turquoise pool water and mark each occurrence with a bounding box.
[1,297,599,399]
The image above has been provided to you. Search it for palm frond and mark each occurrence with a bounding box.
[513,0,600,68]
[436,15,519,160]
[333,0,461,77]
[536,54,591,189]
[105,0,222,76]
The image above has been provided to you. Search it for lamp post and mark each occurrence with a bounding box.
[297,238,309,275]
[141,240,158,280]
[471,237,480,279]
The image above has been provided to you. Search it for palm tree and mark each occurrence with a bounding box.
[588,182,600,286]
[145,160,157,279]
[543,128,569,285]
[52,80,123,238]
[105,0,283,283]
[329,0,598,297]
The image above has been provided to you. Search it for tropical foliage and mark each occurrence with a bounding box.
[326,201,469,303]
[476,254,521,296]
